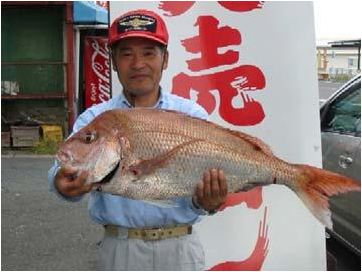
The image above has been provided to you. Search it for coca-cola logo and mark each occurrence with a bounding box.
[85,37,111,108]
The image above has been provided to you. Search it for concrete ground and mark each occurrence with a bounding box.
[1,156,103,270]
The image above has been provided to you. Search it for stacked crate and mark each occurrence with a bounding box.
[1,132,11,147]
[2,125,63,148]
[10,126,40,147]
[40,125,63,143]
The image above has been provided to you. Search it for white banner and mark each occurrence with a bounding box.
[110,1,324,270]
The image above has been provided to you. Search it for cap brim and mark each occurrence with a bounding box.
[110,32,167,46]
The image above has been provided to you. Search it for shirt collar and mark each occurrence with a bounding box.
[119,87,165,109]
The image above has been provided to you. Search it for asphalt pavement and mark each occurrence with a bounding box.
[318,81,344,100]
[1,156,102,270]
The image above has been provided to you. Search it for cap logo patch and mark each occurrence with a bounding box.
[118,14,157,33]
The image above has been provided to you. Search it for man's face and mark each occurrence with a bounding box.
[112,37,168,98]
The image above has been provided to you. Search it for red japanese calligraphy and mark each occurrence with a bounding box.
[159,1,195,16]
[172,65,266,126]
[209,207,269,271]
[219,187,263,211]
[159,1,264,16]
[218,1,264,12]
[159,2,270,269]
[181,16,241,71]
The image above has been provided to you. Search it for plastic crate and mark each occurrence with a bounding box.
[41,125,63,143]
[1,132,11,147]
[11,126,40,147]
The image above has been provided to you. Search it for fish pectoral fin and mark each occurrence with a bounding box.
[142,199,180,208]
[128,139,202,178]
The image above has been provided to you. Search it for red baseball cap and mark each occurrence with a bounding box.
[109,9,169,46]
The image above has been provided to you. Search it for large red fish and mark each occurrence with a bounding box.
[57,109,360,229]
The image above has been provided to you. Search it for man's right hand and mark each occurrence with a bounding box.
[55,167,93,198]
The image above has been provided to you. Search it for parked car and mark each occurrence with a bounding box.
[320,74,361,255]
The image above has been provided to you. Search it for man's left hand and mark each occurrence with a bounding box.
[193,169,228,213]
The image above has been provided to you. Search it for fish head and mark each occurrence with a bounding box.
[56,111,126,185]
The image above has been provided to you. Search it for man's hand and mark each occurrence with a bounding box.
[55,167,93,198]
[193,169,228,213]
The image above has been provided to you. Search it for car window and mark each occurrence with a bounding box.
[322,85,361,136]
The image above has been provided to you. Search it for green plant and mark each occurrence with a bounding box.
[330,74,352,82]
[33,139,60,155]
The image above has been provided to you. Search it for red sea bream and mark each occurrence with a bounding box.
[57,108,361,229]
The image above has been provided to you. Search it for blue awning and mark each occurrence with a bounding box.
[73,1,108,24]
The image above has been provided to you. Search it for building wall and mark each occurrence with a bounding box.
[327,51,359,74]
[2,5,68,132]
[317,47,360,80]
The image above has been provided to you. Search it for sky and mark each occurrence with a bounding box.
[313,0,362,40]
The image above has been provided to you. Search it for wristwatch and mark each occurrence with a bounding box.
[205,208,219,216]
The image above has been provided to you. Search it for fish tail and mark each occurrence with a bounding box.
[294,164,360,229]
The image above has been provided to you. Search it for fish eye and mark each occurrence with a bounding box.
[84,131,96,143]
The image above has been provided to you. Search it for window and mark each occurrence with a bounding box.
[323,84,361,136]
[348,57,358,68]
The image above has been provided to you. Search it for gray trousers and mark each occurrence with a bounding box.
[97,229,205,270]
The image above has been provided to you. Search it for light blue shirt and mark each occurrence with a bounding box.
[48,89,209,228]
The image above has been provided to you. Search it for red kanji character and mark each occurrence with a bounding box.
[159,1,195,16]
[158,1,264,16]
[208,207,269,271]
[181,16,241,71]
[219,187,263,211]
[172,65,266,126]
[218,1,264,12]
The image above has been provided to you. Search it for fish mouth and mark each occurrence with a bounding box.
[96,161,120,184]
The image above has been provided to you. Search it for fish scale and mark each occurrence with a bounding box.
[126,109,266,155]
[117,136,291,199]
[57,108,360,229]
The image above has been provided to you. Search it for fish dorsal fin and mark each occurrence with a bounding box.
[227,130,274,156]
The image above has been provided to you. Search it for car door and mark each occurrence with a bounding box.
[320,78,361,253]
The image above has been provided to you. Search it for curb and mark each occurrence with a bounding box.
[1,154,55,158]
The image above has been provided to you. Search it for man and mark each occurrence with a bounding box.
[49,9,228,270]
